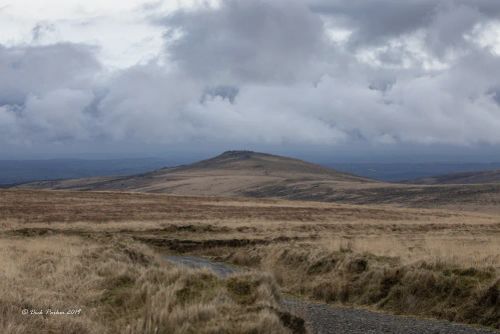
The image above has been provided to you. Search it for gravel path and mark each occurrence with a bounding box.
[166,255,240,277]
[283,298,497,334]
[165,255,499,334]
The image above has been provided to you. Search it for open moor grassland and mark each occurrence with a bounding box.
[0,189,499,331]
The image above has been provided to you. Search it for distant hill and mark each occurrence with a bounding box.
[0,158,171,186]
[329,162,500,182]
[407,169,500,185]
[14,151,500,213]
[16,150,372,195]
[5,157,500,186]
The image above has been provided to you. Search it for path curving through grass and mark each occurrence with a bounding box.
[165,255,499,334]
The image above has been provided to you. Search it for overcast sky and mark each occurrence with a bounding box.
[1,0,500,161]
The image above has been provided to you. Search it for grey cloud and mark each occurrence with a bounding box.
[0,43,100,106]
[162,0,326,83]
[95,64,203,142]
[2,0,500,157]
[312,0,500,57]
[0,43,101,144]
[311,0,436,45]
[424,4,483,57]
[22,89,96,141]
[31,22,56,42]
[202,85,239,104]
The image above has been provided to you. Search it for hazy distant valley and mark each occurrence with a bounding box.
[3,155,500,186]
[0,158,171,185]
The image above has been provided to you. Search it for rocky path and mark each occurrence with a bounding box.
[165,255,498,334]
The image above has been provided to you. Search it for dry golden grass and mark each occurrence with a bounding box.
[0,235,297,334]
[226,243,499,328]
[318,235,500,269]
[1,189,499,329]
[3,189,498,269]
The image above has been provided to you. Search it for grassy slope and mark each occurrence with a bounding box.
[408,169,500,185]
[14,151,370,194]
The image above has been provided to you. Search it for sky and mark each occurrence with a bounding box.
[1,0,500,162]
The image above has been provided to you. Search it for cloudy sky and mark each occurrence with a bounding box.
[1,0,500,161]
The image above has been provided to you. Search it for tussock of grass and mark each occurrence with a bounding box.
[228,244,499,329]
[0,236,296,334]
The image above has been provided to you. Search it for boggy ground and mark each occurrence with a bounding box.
[1,189,499,331]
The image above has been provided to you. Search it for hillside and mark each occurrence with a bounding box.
[329,162,500,182]
[15,150,500,212]
[408,169,500,185]
[16,151,372,195]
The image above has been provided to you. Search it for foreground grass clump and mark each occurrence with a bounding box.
[0,236,297,334]
[228,244,499,329]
